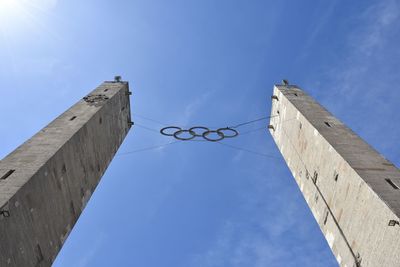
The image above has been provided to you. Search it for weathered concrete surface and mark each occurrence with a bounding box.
[269,85,400,267]
[0,81,132,266]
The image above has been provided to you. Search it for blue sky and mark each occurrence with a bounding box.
[0,0,399,266]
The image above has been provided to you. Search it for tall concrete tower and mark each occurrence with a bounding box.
[0,80,132,266]
[269,84,400,267]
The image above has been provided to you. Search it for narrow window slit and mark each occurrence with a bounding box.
[323,211,329,225]
[35,244,44,263]
[61,164,67,174]
[334,173,339,182]
[385,179,400,189]
[1,170,15,180]
[312,171,318,184]
[324,121,332,127]
[70,201,76,216]
[104,88,109,92]
[70,116,77,121]
[334,171,339,182]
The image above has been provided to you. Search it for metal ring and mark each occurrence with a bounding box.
[217,127,239,138]
[188,126,210,137]
[174,129,196,141]
[160,126,182,136]
[202,130,224,142]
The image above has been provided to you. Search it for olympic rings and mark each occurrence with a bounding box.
[160,126,182,136]
[189,126,209,137]
[173,129,196,141]
[217,127,239,138]
[202,130,224,142]
[160,126,239,141]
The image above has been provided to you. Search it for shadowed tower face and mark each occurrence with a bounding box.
[269,85,400,267]
[0,81,132,267]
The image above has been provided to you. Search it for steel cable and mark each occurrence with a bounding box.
[123,113,295,158]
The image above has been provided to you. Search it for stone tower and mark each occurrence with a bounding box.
[0,80,132,266]
[269,84,400,267]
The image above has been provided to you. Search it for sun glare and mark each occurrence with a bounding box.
[0,0,17,14]
[0,0,26,29]
[0,0,56,35]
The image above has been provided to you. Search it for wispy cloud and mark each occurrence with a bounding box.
[186,4,400,264]
[314,0,400,162]
[188,167,336,267]
[232,151,244,162]
[77,232,107,267]
[355,0,399,56]
[296,0,339,62]
[321,0,399,96]
[177,90,215,126]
